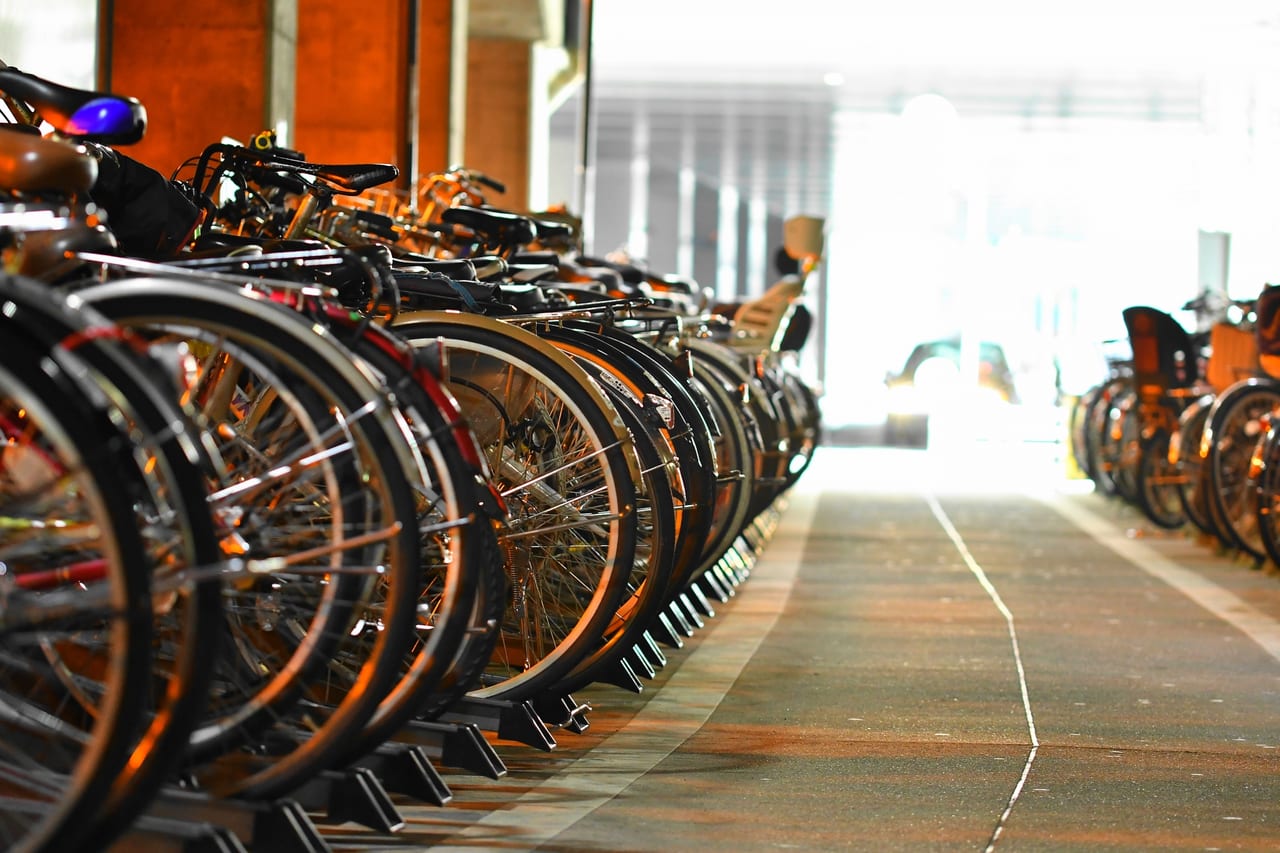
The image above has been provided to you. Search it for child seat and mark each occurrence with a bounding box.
[1255,284,1280,379]
[1122,305,1198,393]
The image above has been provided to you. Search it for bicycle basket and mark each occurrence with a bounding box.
[1207,321,1258,393]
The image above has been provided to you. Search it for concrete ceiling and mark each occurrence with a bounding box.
[584,0,1280,218]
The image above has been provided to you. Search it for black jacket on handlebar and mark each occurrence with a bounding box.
[86,144,199,258]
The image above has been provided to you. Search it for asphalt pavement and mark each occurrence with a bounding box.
[325,444,1280,853]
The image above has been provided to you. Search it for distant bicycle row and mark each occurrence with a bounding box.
[1071,280,1280,566]
[0,64,822,851]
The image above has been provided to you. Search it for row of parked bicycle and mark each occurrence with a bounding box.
[1071,277,1280,565]
[0,65,823,851]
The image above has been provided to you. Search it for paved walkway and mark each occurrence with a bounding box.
[327,445,1280,852]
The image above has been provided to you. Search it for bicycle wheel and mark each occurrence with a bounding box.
[5,276,225,837]
[676,355,756,581]
[1107,387,1142,504]
[774,358,822,490]
[561,320,720,592]
[76,278,423,799]
[311,307,504,759]
[0,318,155,853]
[683,337,786,517]
[1135,426,1186,529]
[1069,386,1098,479]
[686,350,760,559]
[1254,422,1280,567]
[390,311,637,701]
[1084,377,1126,496]
[1173,395,1219,539]
[546,361,677,696]
[1204,379,1280,561]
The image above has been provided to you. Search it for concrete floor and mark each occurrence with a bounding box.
[323,444,1280,852]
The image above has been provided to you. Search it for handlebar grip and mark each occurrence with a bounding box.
[474,172,506,194]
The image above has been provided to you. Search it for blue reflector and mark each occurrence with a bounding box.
[67,97,135,137]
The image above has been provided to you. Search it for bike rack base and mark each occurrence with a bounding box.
[112,814,248,853]
[640,630,667,669]
[665,599,697,638]
[143,789,330,853]
[437,695,557,751]
[697,568,732,602]
[289,767,403,834]
[649,609,685,649]
[685,582,716,618]
[589,654,644,693]
[532,692,591,733]
[352,743,452,806]
[391,719,507,779]
[624,642,658,680]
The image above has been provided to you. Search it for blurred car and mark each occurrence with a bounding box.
[883,337,1019,445]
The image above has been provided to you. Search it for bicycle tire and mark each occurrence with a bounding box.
[1204,379,1280,561]
[1254,422,1280,568]
[549,373,677,696]
[5,277,225,837]
[312,309,502,759]
[76,279,424,799]
[1135,427,1186,529]
[560,320,720,592]
[390,311,638,701]
[1173,395,1218,538]
[0,314,155,853]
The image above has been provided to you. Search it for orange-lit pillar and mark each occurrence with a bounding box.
[417,0,467,181]
[294,0,464,191]
[293,0,408,173]
[464,37,532,210]
[104,0,282,177]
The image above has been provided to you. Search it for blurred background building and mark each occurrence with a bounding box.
[6,0,1279,442]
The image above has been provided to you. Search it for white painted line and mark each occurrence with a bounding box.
[1039,494,1280,664]
[431,491,822,852]
[925,494,1038,853]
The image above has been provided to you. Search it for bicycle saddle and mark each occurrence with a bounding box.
[389,255,477,280]
[0,67,146,145]
[441,205,536,248]
[531,217,575,244]
[0,130,97,194]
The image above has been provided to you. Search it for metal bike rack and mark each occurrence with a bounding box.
[352,743,453,806]
[287,767,403,834]
[531,692,591,734]
[113,813,249,852]
[389,719,507,779]
[142,789,330,853]
[594,655,645,693]
[649,609,686,649]
[437,695,558,751]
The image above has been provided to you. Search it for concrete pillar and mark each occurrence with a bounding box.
[464,37,532,209]
[420,0,468,180]
[766,211,785,277]
[105,0,282,175]
[692,179,718,296]
[292,0,463,192]
[647,165,680,274]
[591,156,631,256]
[293,0,409,172]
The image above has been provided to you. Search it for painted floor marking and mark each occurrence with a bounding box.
[926,493,1039,852]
